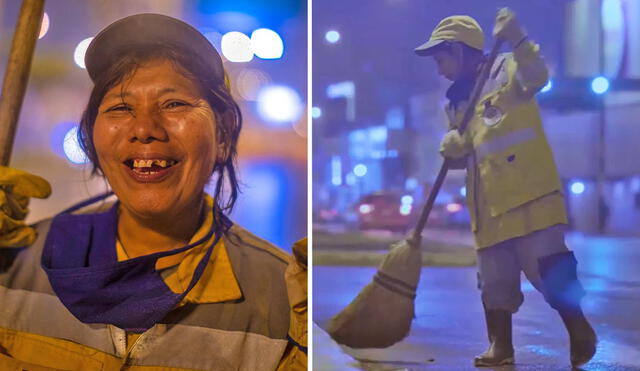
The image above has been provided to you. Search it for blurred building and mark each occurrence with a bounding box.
[1,0,307,250]
[313,0,640,236]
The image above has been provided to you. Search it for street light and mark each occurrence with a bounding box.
[591,76,610,94]
[353,164,367,177]
[325,30,340,43]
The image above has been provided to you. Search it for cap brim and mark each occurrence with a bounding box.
[414,39,445,56]
[85,13,224,84]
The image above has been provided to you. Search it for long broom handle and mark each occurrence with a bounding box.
[411,39,504,242]
[0,0,46,166]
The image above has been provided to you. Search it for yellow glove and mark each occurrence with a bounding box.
[493,8,527,48]
[440,130,471,159]
[0,166,51,248]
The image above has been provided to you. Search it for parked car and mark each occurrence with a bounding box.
[354,191,470,232]
[355,192,417,232]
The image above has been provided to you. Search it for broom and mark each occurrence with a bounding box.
[0,0,45,166]
[327,38,504,349]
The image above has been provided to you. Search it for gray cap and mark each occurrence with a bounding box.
[84,13,224,84]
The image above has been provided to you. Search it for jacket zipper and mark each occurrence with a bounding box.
[119,330,148,369]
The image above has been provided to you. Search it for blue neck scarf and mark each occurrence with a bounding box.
[41,193,228,332]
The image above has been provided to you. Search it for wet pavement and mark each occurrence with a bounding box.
[312,233,640,370]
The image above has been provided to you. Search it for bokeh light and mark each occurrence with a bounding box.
[401,195,413,205]
[221,31,253,62]
[399,204,412,216]
[359,204,373,214]
[73,37,93,69]
[38,12,50,39]
[446,203,463,213]
[312,106,322,118]
[256,85,303,124]
[570,181,586,195]
[63,126,89,164]
[235,68,271,101]
[353,164,367,177]
[325,30,340,43]
[591,76,610,94]
[251,28,284,59]
[460,187,467,197]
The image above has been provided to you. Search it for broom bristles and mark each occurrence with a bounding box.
[327,278,415,348]
[327,238,422,348]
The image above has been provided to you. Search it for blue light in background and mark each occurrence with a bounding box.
[571,181,586,195]
[369,126,387,142]
[51,122,89,164]
[405,177,418,190]
[325,30,340,43]
[326,81,354,98]
[401,195,413,205]
[63,126,89,164]
[399,204,412,216]
[209,12,260,34]
[540,79,552,93]
[345,173,356,186]
[385,107,405,129]
[201,28,223,51]
[331,156,342,186]
[225,161,299,250]
[591,76,610,94]
[250,28,284,59]
[312,106,322,118]
[256,85,303,124]
[196,0,301,30]
[460,187,467,197]
[602,0,623,29]
[353,164,367,177]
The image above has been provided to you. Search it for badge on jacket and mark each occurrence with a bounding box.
[482,103,503,127]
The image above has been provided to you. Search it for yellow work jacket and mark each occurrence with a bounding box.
[0,195,307,370]
[448,41,568,249]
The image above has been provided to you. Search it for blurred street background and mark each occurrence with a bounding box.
[1,0,307,251]
[312,0,640,369]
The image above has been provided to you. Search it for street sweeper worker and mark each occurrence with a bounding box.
[414,8,596,368]
[0,13,306,370]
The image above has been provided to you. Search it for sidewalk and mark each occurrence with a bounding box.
[313,226,477,267]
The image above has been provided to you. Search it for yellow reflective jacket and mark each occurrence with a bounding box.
[447,41,568,249]
[0,195,307,370]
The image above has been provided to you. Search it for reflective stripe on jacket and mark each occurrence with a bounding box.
[0,214,304,370]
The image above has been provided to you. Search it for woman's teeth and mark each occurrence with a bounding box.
[131,159,177,174]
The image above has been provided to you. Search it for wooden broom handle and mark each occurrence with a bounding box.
[411,40,504,241]
[0,0,45,166]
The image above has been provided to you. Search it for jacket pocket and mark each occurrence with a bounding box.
[477,129,559,216]
[0,329,105,371]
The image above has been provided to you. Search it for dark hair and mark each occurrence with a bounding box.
[78,44,242,226]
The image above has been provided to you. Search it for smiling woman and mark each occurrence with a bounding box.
[0,13,306,371]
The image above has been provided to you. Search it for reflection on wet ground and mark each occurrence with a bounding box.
[313,234,640,371]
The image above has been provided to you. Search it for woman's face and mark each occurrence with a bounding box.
[433,49,461,81]
[93,59,219,220]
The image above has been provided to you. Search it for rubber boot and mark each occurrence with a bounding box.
[539,251,597,367]
[558,306,597,367]
[474,309,514,367]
